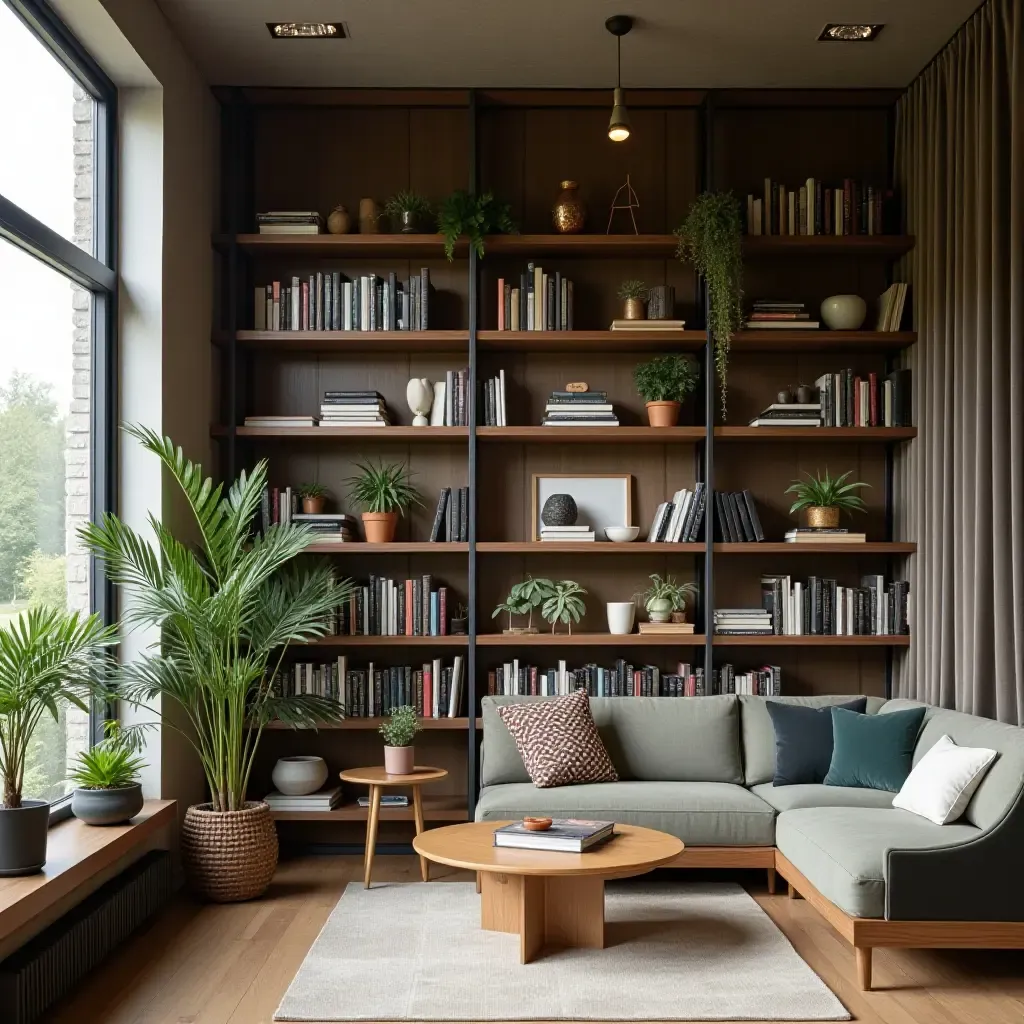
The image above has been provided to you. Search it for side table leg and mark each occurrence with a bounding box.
[412,786,429,882]
[364,785,381,889]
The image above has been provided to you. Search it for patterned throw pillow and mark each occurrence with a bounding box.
[496,689,618,788]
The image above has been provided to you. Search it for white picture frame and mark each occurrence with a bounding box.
[531,474,633,540]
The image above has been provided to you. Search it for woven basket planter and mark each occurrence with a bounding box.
[181,801,278,902]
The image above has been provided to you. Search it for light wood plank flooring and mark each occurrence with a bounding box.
[48,855,1024,1024]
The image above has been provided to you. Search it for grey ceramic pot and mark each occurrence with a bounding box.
[72,783,144,826]
[0,800,50,876]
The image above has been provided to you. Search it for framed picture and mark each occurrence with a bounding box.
[531,474,633,541]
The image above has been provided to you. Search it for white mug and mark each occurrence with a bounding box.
[606,602,635,635]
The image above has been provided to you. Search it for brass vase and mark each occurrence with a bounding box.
[552,181,585,234]
[806,506,840,529]
[623,297,645,320]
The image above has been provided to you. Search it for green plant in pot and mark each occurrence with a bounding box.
[297,482,328,515]
[0,606,116,875]
[634,354,700,428]
[379,705,420,775]
[541,580,587,635]
[785,469,869,529]
[81,425,352,902]
[68,722,148,826]
[347,460,422,543]
[450,602,469,636]
[675,192,744,419]
[383,190,433,234]
[493,577,555,634]
[618,279,648,320]
[437,190,517,261]
[636,574,698,623]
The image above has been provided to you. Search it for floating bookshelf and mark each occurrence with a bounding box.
[222,330,470,353]
[269,795,469,822]
[261,717,478,730]
[476,633,706,647]
[713,635,911,647]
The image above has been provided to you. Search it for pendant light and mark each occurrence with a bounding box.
[606,15,633,142]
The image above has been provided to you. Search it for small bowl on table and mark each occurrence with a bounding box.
[522,817,553,831]
[604,526,640,543]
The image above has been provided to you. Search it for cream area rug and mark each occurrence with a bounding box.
[274,881,849,1021]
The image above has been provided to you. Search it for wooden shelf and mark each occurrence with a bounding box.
[477,426,706,443]
[713,635,911,647]
[477,330,705,352]
[478,541,705,554]
[742,235,915,257]
[477,632,704,647]
[484,234,679,257]
[216,233,458,257]
[262,717,477,730]
[714,427,916,442]
[303,542,469,554]
[270,794,468,822]
[730,330,916,352]
[222,330,469,353]
[715,542,917,555]
[298,634,469,647]
[215,426,468,440]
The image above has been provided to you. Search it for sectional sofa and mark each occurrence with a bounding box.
[476,694,1024,989]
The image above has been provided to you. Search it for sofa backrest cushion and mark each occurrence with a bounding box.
[880,699,1024,832]
[480,695,743,786]
[739,694,887,786]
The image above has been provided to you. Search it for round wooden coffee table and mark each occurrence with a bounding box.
[413,821,683,963]
[340,766,448,889]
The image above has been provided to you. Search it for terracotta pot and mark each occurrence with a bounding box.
[646,400,681,427]
[623,297,645,320]
[384,745,415,776]
[362,511,398,543]
[806,505,841,529]
[301,496,325,515]
[181,802,278,902]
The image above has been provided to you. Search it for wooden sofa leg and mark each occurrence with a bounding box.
[787,881,802,899]
[766,867,777,894]
[855,946,873,990]
[476,872,482,894]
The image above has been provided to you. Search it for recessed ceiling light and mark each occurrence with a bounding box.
[818,24,883,41]
[267,22,347,39]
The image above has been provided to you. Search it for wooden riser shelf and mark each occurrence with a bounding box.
[715,427,916,441]
[713,635,911,646]
[222,330,469,352]
[477,426,705,443]
[270,795,468,822]
[714,542,916,554]
[298,635,469,647]
[261,717,478,730]
[477,330,705,352]
[303,542,469,554]
[477,633,704,647]
[477,542,705,554]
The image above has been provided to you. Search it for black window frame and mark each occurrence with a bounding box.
[0,0,117,823]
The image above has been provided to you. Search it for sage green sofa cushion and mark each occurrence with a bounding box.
[480,695,743,787]
[739,694,887,786]
[775,807,980,918]
[475,781,777,846]
[751,782,896,813]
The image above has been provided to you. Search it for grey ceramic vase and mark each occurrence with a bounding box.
[72,783,144,826]
[0,800,50,876]
[541,493,578,527]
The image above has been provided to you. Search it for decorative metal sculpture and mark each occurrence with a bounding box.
[607,174,640,234]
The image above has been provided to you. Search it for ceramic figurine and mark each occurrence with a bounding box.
[406,378,433,426]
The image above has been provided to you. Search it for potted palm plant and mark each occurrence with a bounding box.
[347,460,422,543]
[785,469,869,529]
[541,580,587,635]
[633,354,700,427]
[69,723,146,826]
[81,425,351,902]
[0,606,116,875]
[636,574,698,623]
[379,705,420,775]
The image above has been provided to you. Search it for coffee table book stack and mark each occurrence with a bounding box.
[493,818,614,852]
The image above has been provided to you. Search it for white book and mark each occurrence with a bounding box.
[672,490,694,542]
[429,382,446,426]
[540,525,593,533]
[448,655,464,717]
[498,368,507,427]
[794,582,803,635]
[648,501,669,541]
[558,659,567,696]
[663,490,685,543]
[343,282,353,330]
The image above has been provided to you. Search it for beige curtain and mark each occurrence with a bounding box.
[894,0,1024,723]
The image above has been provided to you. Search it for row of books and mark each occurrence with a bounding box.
[745,180,896,236]
[496,266,575,331]
[430,487,470,543]
[264,787,343,812]
[254,269,434,332]
[542,388,617,427]
[714,609,773,635]
[331,576,456,637]
[745,300,818,330]
[649,483,708,542]
[257,487,358,538]
[481,371,508,427]
[487,660,704,698]
[715,490,766,543]
[711,664,782,697]
[761,574,911,636]
[876,283,909,333]
[816,368,912,427]
[256,210,322,235]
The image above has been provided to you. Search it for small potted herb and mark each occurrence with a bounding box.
[297,482,328,515]
[636,573,698,623]
[785,469,869,529]
[634,354,700,427]
[437,190,517,261]
[69,723,147,826]
[383,190,433,234]
[347,460,422,543]
[450,602,469,636]
[379,705,420,776]
[618,279,648,320]
[540,580,587,635]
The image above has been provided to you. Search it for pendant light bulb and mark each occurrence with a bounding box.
[605,16,633,143]
[608,87,630,142]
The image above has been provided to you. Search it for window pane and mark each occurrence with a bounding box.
[0,238,92,803]
[0,1,95,255]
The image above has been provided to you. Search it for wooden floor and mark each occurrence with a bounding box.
[49,855,1024,1024]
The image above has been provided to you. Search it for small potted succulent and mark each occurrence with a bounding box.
[492,577,555,635]
[618,279,648,320]
[634,354,700,428]
[383,190,434,234]
[541,580,587,635]
[785,469,869,529]
[69,723,147,826]
[450,602,469,636]
[347,460,422,543]
[636,573,698,623]
[379,705,420,776]
[297,482,328,515]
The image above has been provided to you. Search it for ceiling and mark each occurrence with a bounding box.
[153,0,980,90]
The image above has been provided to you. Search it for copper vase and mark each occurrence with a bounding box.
[623,297,645,320]
[552,181,585,234]
[806,506,840,529]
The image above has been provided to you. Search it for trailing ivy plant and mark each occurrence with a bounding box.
[675,192,744,418]
[437,190,517,261]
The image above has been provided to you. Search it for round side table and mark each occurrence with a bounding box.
[339,766,448,888]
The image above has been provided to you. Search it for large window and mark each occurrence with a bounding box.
[0,0,116,808]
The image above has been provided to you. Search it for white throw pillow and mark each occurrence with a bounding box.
[892,734,997,825]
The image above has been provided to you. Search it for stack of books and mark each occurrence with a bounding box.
[715,490,766,542]
[714,608,773,635]
[745,300,819,330]
[430,369,470,426]
[265,786,342,812]
[609,318,686,331]
[541,524,595,542]
[748,402,822,427]
[649,482,707,542]
[357,794,409,809]
[815,368,911,426]
[244,415,317,428]
[876,283,909,332]
[638,621,695,635]
[481,371,507,426]
[744,180,894,236]
[319,390,390,428]
[256,210,322,235]
[496,266,574,331]
[293,512,357,542]
[542,389,618,427]
[760,575,910,635]
[785,528,866,544]
[488,659,703,698]
[493,819,614,853]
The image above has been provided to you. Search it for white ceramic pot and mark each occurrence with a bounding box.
[647,598,673,623]
[272,756,328,796]
[406,378,433,426]
[606,602,636,635]
[820,294,867,331]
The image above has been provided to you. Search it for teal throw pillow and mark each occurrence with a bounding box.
[824,706,927,792]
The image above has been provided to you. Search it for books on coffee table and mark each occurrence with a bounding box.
[493,818,614,853]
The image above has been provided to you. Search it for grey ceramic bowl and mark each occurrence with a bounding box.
[72,783,144,826]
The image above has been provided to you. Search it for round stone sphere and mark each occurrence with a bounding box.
[541,493,578,527]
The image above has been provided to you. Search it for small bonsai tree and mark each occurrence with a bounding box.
[541,580,587,635]
[634,355,700,404]
[379,705,420,747]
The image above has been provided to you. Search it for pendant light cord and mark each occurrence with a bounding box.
[617,35,622,88]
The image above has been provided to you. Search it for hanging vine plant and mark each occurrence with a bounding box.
[674,192,744,418]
